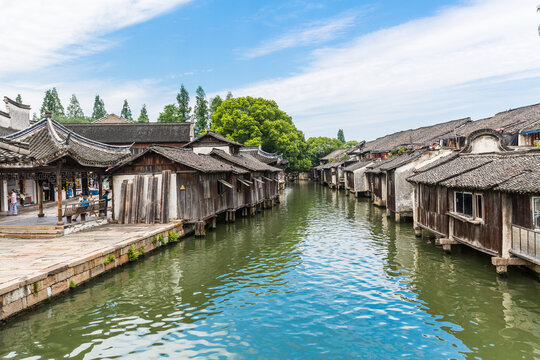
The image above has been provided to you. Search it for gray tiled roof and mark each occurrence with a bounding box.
[211,149,281,172]
[440,103,540,139]
[342,159,372,172]
[112,145,248,174]
[64,122,191,144]
[184,131,242,148]
[6,118,132,167]
[362,117,471,153]
[0,138,32,164]
[408,150,540,193]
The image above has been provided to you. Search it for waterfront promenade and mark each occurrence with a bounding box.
[0,222,183,321]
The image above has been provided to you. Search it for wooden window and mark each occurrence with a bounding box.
[217,181,224,196]
[474,194,483,219]
[455,191,473,217]
[533,197,540,230]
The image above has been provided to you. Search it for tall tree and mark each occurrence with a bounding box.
[66,94,85,118]
[211,96,311,171]
[225,91,233,101]
[15,94,22,104]
[138,104,149,123]
[337,129,345,143]
[157,104,180,123]
[50,88,64,116]
[193,86,209,137]
[176,84,191,122]
[39,88,64,117]
[92,95,107,120]
[120,99,132,120]
[209,95,223,115]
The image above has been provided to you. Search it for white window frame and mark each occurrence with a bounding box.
[454,191,473,217]
[473,193,484,220]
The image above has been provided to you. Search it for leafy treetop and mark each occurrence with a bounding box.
[121,99,133,120]
[211,96,311,171]
[138,104,149,123]
[92,95,107,120]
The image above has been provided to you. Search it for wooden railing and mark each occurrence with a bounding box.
[511,224,540,265]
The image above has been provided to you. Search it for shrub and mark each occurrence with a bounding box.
[104,254,115,265]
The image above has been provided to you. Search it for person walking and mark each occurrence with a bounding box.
[102,190,110,217]
[8,189,17,216]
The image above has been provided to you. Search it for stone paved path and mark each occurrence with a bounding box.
[0,223,170,285]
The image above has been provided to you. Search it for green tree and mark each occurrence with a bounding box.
[337,129,345,143]
[32,112,39,122]
[138,104,149,123]
[120,99,132,120]
[158,104,180,123]
[66,94,85,118]
[306,137,344,166]
[211,96,311,171]
[194,86,209,137]
[176,84,191,122]
[209,95,223,116]
[40,88,64,117]
[92,95,107,120]
[225,91,233,101]
[343,140,359,148]
[15,94,22,104]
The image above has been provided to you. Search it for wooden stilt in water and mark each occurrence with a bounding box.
[195,221,206,236]
[210,217,217,229]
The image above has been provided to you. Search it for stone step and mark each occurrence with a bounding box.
[0,228,62,235]
[0,233,60,239]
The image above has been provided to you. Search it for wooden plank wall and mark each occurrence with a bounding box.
[452,191,502,255]
[512,193,532,229]
[118,175,164,224]
[387,171,396,212]
[417,184,449,236]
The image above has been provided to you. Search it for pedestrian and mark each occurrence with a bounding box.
[8,189,17,216]
[102,190,110,217]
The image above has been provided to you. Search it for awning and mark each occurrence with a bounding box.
[218,179,233,189]
[237,179,251,187]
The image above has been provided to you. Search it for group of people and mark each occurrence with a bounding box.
[6,189,111,217]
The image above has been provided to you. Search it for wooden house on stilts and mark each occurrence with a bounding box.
[408,129,540,275]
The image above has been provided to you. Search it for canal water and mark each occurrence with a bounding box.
[1,183,539,359]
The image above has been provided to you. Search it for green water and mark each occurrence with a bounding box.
[0,183,539,359]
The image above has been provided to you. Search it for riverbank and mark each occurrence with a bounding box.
[0,222,184,322]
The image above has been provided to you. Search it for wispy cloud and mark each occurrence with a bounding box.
[232,0,540,139]
[242,11,359,59]
[0,0,192,77]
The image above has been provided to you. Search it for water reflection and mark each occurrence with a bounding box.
[0,183,539,359]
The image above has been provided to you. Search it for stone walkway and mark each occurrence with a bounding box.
[0,223,171,285]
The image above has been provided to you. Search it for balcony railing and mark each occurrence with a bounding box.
[511,225,540,265]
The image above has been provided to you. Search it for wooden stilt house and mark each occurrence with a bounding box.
[108,145,248,224]
[408,129,540,275]
[343,160,374,197]
[209,149,281,208]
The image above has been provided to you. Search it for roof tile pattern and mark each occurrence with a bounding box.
[211,149,281,172]
[6,118,132,167]
[408,150,540,193]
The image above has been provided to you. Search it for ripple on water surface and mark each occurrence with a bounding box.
[0,183,539,359]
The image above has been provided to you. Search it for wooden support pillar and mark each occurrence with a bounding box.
[414,227,422,237]
[195,221,206,236]
[56,164,64,226]
[37,181,44,217]
[491,257,528,277]
[210,216,217,229]
[437,238,459,254]
[98,174,103,200]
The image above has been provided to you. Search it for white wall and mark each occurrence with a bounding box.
[469,136,501,153]
[193,146,230,155]
[394,150,452,214]
[353,162,374,192]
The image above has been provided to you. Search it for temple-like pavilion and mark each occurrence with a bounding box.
[1,115,131,225]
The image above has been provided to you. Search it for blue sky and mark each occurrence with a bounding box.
[1,0,540,141]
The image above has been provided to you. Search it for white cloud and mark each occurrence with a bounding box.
[232,0,540,139]
[0,0,192,77]
[242,12,358,59]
